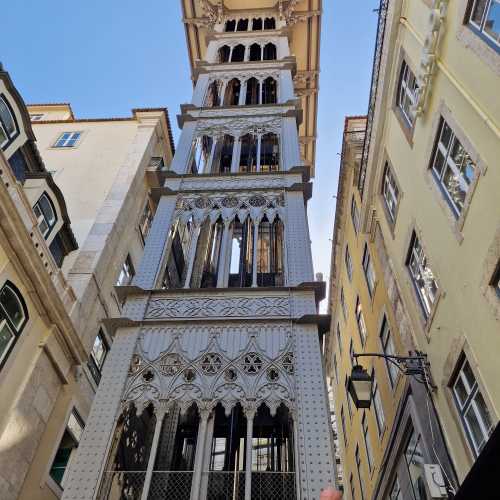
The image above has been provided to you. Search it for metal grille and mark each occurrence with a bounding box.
[147,471,193,500]
[98,471,146,500]
[206,471,245,500]
[251,472,297,500]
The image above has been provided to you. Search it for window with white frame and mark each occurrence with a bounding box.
[33,193,57,239]
[372,377,385,435]
[355,297,367,346]
[116,255,135,286]
[362,244,376,297]
[139,200,154,244]
[362,413,374,471]
[0,95,18,148]
[0,282,28,368]
[351,196,360,234]
[452,355,493,456]
[406,232,439,319]
[53,131,82,148]
[468,0,500,49]
[430,118,477,216]
[340,287,347,320]
[49,410,84,488]
[382,162,399,223]
[380,316,398,387]
[355,445,366,500]
[87,329,109,385]
[337,323,343,356]
[345,246,353,282]
[397,60,418,127]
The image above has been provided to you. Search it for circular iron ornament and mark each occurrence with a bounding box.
[183,368,196,383]
[224,368,238,382]
[159,354,183,376]
[241,352,263,375]
[267,367,280,382]
[200,353,223,375]
[142,370,154,382]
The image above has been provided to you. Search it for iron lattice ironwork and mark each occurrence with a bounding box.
[357,0,389,197]
[98,471,146,500]
[251,471,297,500]
[147,471,193,500]
[206,471,245,500]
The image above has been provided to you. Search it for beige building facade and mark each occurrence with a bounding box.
[327,0,500,499]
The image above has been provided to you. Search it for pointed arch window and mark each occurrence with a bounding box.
[212,135,234,174]
[190,135,213,174]
[260,133,280,172]
[223,78,241,106]
[263,43,277,60]
[257,217,284,287]
[228,217,253,288]
[205,80,223,107]
[231,44,245,62]
[249,43,262,61]
[262,77,277,104]
[239,134,258,172]
[245,78,260,105]
[0,281,28,368]
[218,45,231,63]
[225,19,236,32]
[264,17,276,30]
[252,18,263,30]
[236,18,248,31]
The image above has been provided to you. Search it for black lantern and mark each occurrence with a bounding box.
[347,364,374,409]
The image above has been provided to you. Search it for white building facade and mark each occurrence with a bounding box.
[62,4,335,500]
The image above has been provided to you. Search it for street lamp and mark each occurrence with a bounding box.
[347,351,435,409]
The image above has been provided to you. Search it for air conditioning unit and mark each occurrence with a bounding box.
[424,464,448,498]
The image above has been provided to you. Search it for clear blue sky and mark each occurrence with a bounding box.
[2,0,378,295]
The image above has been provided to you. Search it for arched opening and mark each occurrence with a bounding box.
[162,216,193,288]
[212,135,235,174]
[260,133,280,172]
[205,80,223,107]
[261,77,277,104]
[257,216,284,287]
[249,43,262,62]
[264,17,276,30]
[228,217,253,288]
[263,43,277,61]
[225,19,236,32]
[33,192,57,239]
[236,18,248,31]
[252,18,263,30]
[190,135,213,174]
[207,403,246,498]
[251,404,295,497]
[223,78,241,106]
[97,404,157,500]
[245,77,260,105]
[239,134,258,172]
[218,45,231,63]
[231,44,245,62]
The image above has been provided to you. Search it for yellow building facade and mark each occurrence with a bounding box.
[327,0,500,499]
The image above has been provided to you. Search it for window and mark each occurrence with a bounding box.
[346,377,353,419]
[362,244,376,297]
[355,297,367,346]
[116,255,135,286]
[245,78,260,105]
[345,246,353,281]
[261,77,277,104]
[49,410,84,487]
[264,17,276,30]
[53,131,81,148]
[218,45,231,63]
[490,261,500,297]
[382,162,399,223]
[0,282,28,367]
[239,133,258,172]
[406,232,438,319]
[263,42,277,60]
[468,0,500,49]
[351,196,360,234]
[333,354,339,382]
[336,323,343,356]
[349,339,355,367]
[372,378,385,435]
[33,193,57,239]
[0,95,18,148]
[340,287,347,320]
[139,200,154,244]
[30,113,44,121]
[380,316,398,386]
[252,18,263,30]
[87,329,109,385]
[249,43,262,62]
[452,355,493,456]
[397,60,418,127]
[362,413,374,471]
[355,445,366,500]
[403,430,427,500]
[259,133,280,172]
[231,44,245,62]
[223,78,241,106]
[49,234,65,268]
[388,476,403,500]
[341,407,348,446]
[224,19,236,32]
[150,156,164,170]
[206,80,223,107]
[430,118,476,216]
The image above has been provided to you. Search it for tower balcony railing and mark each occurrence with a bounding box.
[147,471,193,500]
[98,470,146,500]
[251,471,297,500]
[205,470,245,500]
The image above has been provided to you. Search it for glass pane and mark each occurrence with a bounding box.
[462,361,476,390]
[67,412,84,442]
[474,392,493,436]
[471,0,488,25]
[405,432,427,500]
[453,375,469,408]
[91,334,106,366]
[442,165,466,212]
[484,0,500,41]
[440,122,453,150]
[0,286,25,330]
[0,321,15,362]
[0,98,15,136]
[432,149,446,177]
[0,124,7,146]
[465,405,487,452]
[39,195,56,225]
